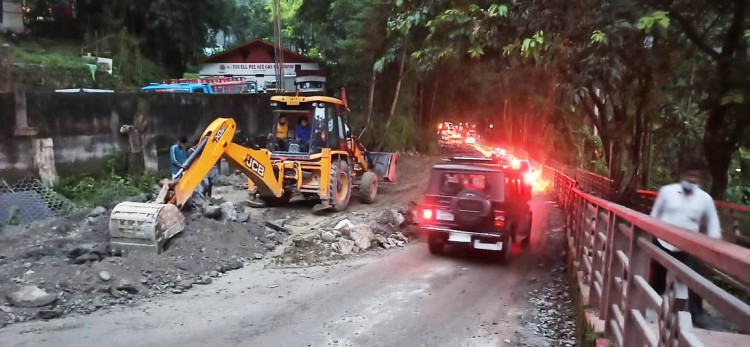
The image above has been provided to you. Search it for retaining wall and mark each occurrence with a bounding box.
[0,91,282,180]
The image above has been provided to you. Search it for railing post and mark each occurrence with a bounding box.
[658,277,691,346]
[575,199,587,271]
[602,217,629,338]
[588,208,607,305]
[622,226,651,346]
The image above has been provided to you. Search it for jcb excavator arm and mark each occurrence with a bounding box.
[158,117,287,208]
[109,117,294,254]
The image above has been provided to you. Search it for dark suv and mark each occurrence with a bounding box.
[416,157,532,263]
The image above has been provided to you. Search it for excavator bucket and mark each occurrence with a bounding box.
[109,202,185,254]
[368,152,398,183]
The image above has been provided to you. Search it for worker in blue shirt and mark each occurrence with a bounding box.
[295,116,313,150]
[170,136,188,178]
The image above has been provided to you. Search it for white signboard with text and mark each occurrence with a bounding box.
[199,63,320,76]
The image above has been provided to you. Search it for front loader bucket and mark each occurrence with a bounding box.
[109,202,185,254]
[368,152,398,183]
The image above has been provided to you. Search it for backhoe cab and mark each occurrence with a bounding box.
[249,95,397,212]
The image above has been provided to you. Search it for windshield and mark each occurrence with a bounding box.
[428,170,503,198]
[270,102,341,155]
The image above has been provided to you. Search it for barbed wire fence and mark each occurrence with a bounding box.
[0,177,77,225]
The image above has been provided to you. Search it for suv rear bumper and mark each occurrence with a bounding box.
[420,226,508,241]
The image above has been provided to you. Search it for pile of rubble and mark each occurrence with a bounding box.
[0,200,283,327]
[273,207,417,266]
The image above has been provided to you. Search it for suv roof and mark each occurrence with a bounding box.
[436,156,519,172]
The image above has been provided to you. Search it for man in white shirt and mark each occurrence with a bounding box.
[649,158,721,326]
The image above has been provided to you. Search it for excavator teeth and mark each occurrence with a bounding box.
[109,202,185,254]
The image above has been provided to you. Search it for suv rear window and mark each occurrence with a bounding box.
[428,170,504,199]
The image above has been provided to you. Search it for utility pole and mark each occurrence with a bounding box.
[272,0,285,92]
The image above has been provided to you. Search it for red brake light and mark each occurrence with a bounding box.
[422,208,433,220]
[494,210,506,228]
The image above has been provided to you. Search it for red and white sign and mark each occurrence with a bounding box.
[199,63,319,76]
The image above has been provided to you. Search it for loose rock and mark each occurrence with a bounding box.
[226,260,243,270]
[220,202,238,221]
[73,253,99,264]
[374,235,390,249]
[99,271,111,282]
[88,206,107,218]
[321,231,337,242]
[236,212,250,223]
[334,219,355,235]
[7,285,57,307]
[350,225,375,250]
[202,205,222,219]
[338,238,356,255]
[38,309,62,320]
[113,278,138,294]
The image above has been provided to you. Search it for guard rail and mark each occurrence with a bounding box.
[542,167,750,346]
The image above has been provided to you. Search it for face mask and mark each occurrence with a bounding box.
[680,180,697,192]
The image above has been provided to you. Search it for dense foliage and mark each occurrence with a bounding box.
[21,0,750,200]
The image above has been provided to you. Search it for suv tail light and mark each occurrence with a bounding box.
[422,208,434,220]
[494,210,506,228]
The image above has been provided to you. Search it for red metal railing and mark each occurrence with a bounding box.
[543,160,750,247]
[547,167,750,346]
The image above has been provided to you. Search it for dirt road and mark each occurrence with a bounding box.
[0,196,572,347]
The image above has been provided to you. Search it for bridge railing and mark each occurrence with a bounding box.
[547,168,750,346]
[545,161,750,248]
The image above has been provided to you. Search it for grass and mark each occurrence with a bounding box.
[4,36,169,89]
[55,173,157,208]
[13,47,88,70]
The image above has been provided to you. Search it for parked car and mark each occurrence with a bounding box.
[416,156,533,263]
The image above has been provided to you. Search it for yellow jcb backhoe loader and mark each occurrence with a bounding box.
[108,96,396,254]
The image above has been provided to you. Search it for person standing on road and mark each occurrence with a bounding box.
[649,157,721,327]
[170,136,188,179]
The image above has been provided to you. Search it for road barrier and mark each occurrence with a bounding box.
[543,167,750,346]
[554,165,750,248]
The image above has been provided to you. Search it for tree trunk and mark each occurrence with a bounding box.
[430,76,438,124]
[383,47,408,132]
[359,68,378,138]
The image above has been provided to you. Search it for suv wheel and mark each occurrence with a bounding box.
[428,235,445,255]
[521,212,532,246]
[499,234,513,264]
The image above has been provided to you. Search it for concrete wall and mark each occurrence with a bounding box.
[1,1,25,34]
[0,91,279,180]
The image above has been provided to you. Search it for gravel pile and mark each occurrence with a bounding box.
[523,264,576,346]
[272,207,417,266]
[0,200,282,327]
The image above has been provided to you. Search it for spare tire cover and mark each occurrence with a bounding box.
[451,189,491,226]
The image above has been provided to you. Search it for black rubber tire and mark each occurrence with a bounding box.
[428,237,445,255]
[499,233,513,264]
[260,190,292,207]
[521,212,532,246]
[330,158,352,212]
[357,171,378,204]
